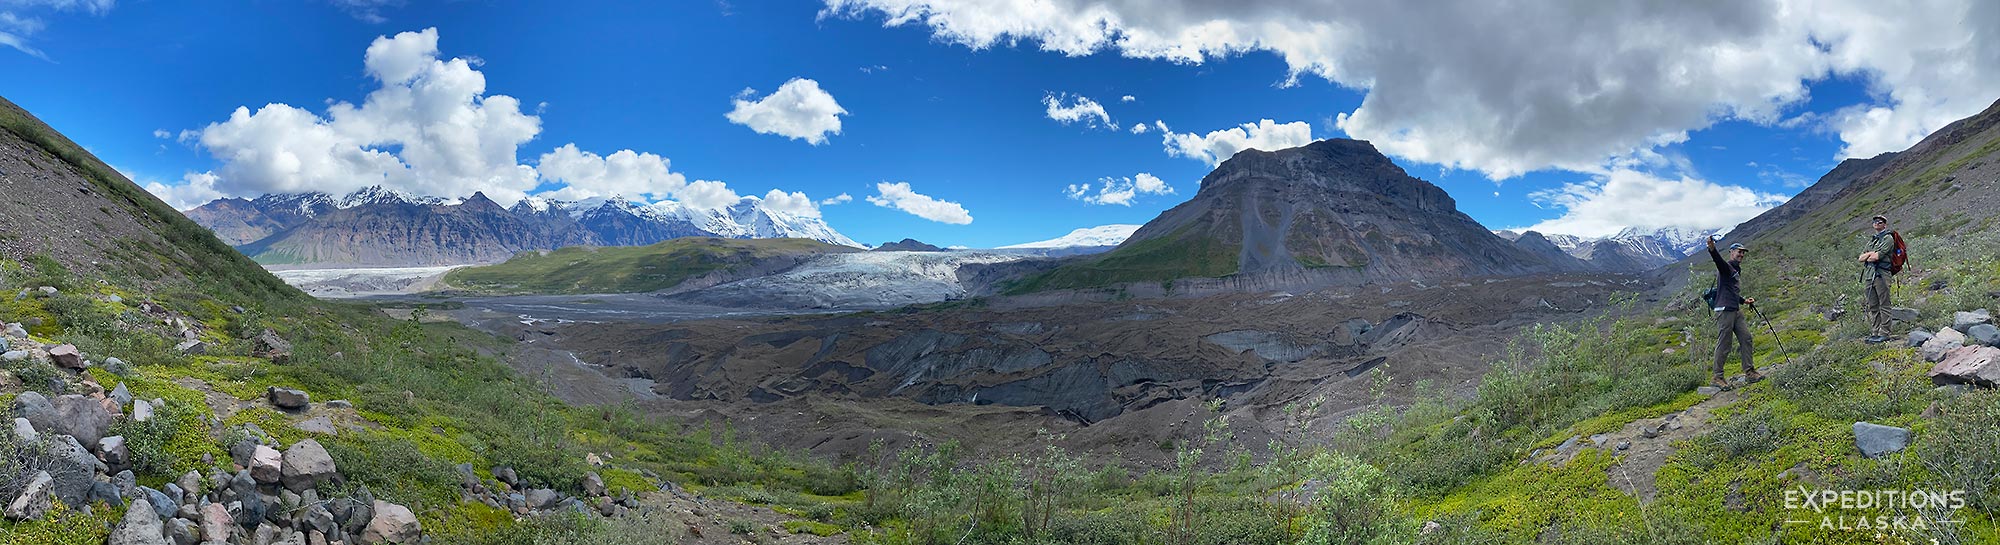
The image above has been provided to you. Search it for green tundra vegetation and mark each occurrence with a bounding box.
[439,237,857,295]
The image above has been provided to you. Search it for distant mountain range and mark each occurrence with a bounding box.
[1493,226,1724,272]
[185,186,861,266]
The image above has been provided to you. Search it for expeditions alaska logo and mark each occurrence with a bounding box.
[1784,487,1968,532]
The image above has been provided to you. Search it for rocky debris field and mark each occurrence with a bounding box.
[0,288,774,545]
[505,273,1653,468]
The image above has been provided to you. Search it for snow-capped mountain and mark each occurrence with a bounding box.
[998,224,1141,249]
[186,187,862,266]
[1494,226,1725,272]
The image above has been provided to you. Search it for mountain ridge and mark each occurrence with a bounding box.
[186,187,862,267]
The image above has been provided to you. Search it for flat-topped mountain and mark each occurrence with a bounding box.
[1011,138,1586,292]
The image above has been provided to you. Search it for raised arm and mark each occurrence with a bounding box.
[1709,244,1728,274]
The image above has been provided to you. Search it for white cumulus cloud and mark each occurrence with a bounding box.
[866,181,972,224]
[186,27,543,204]
[1520,169,1788,238]
[822,0,2000,177]
[533,144,686,202]
[726,78,848,145]
[141,172,228,211]
[1065,173,1174,206]
[1159,119,1314,165]
[821,193,854,205]
[1042,92,1114,128]
[757,189,823,218]
[1128,123,1148,134]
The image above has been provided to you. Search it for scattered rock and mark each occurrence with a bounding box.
[173,339,206,355]
[1921,328,1966,362]
[50,394,114,447]
[101,356,131,375]
[37,286,57,296]
[250,445,284,484]
[167,519,196,545]
[200,502,234,543]
[526,488,560,509]
[4,471,53,521]
[90,480,124,507]
[1908,329,1934,348]
[132,399,155,423]
[108,497,169,545]
[1824,308,1846,321]
[1929,279,1949,291]
[1554,435,1581,454]
[11,417,36,443]
[0,350,26,362]
[1953,310,1993,333]
[99,435,131,467]
[360,501,421,545]
[253,329,293,363]
[47,344,83,370]
[1929,345,2000,387]
[492,466,519,487]
[268,387,310,411]
[110,382,132,408]
[583,472,606,496]
[1616,441,1631,451]
[1970,324,2000,346]
[1887,307,1920,323]
[281,439,339,493]
[1697,386,1722,395]
[140,486,178,520]
[292,416,336,435]
[1853,422,1911,459]
[325,400,353,410]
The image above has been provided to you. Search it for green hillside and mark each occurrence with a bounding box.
[1003,226,1240,294]
[440,237,857,295]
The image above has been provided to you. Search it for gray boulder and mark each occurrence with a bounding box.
[253,329,293,363]
[1953,310,1993,332]
[47,344,83,370]
[99,435,131,468]
[1887,307,1920,323]
[199,502,233,543]
[166,518,196,545]
[281,439,338,492]
[4,471,53,521]
[583,472,606,496]
[11,391,54,433]
[0,350,26,362]
[173,339,205,355]
[267,387,310,411]
[110,382,132,408]
[139,486,178,520]
[131,399,154,423]
[49,394,113,446]
[4,323,26,338]
[1970,324,2000,346]
[249,445,284,484]
[89,480,124,507]
[1853,422,1911,459]
[11,417,36,443]
[1908,329,1934,348]
[108,497,169,545]
[1929,345,2000,387]
[1921,328,1966,362]
[525,488,560,509]
[114,469,137,499]
[46,434,104,508]
[360,501,421,545]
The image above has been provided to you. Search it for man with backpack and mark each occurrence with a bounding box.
[1707,237,1763,389]
[1859,214,1902,343]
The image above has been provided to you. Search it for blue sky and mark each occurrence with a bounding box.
[3,1,1996,248]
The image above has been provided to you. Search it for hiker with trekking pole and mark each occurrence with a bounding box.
[1858,214,1907,344]
[1706,236,1765,390]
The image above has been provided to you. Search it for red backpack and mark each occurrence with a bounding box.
[1889,231,1908,274]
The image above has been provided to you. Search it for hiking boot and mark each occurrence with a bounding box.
[1744,370,1765,383]
[1709,376,1731,390]
[1864,335,1887,344]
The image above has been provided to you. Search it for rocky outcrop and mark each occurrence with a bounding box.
[1929,345,2000,387]
[1853,422,1911,459]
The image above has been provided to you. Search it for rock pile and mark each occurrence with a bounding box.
[2,322,418,544]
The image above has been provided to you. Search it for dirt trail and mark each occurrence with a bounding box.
[1538,363,1789,503]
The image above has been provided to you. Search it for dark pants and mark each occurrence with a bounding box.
[1865,274,1891,337]
[1714,309,1754,378]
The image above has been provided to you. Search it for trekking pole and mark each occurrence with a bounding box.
[1750,303,1795,368]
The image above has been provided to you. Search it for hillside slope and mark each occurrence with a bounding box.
[439,237,859,295]
[0,96,855,544]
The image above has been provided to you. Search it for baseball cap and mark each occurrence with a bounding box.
[1728,243,1749,252]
